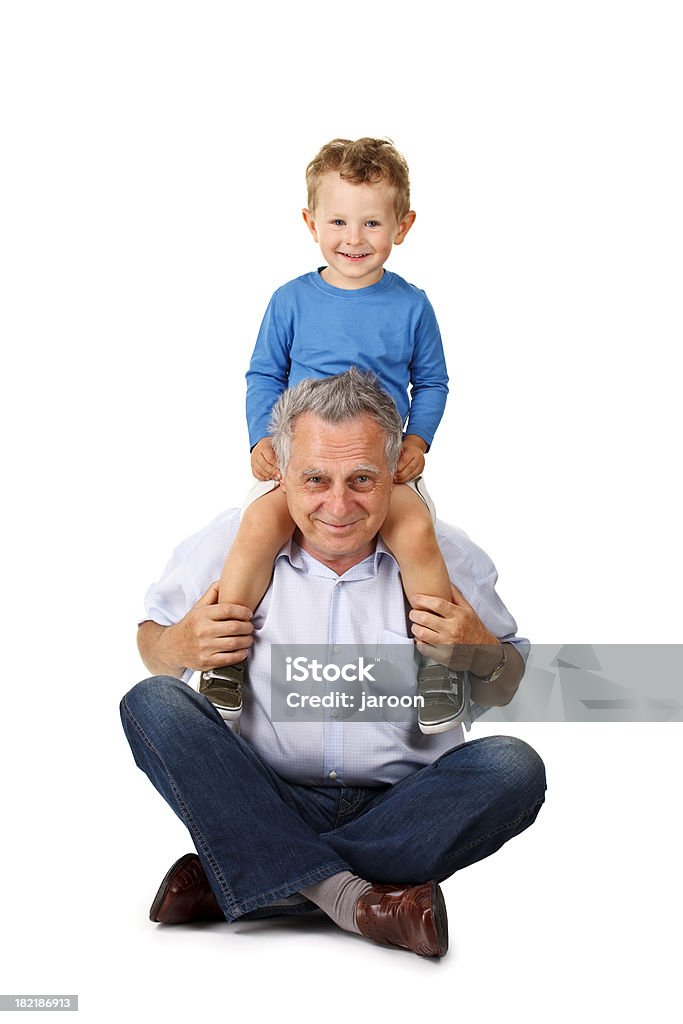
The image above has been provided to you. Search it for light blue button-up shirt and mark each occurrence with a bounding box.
[143,510,528,787]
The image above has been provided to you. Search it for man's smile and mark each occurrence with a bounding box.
[315,517,364,531]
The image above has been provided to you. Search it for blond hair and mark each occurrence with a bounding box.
[305,137,411,219]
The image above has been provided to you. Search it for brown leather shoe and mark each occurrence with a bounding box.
[149,853,225,924]
[355,881,448,957]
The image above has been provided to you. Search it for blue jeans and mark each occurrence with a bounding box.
[120,676,546,922]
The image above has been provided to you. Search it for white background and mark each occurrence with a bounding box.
[1,2,681,1022]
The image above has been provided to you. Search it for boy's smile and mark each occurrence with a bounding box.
[302,172,416,290]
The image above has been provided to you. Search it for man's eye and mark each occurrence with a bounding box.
[306,477,323,485]
[354,475,371,485]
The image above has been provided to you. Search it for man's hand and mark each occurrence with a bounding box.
[408,584,524,706]
[251,437,279,481]
[409,583,500,672]
[394,434,428,483]
[137,582,254,677]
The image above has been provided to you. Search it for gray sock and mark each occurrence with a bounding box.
[300,871,372,934]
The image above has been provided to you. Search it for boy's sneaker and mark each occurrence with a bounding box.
[198,662,246,720]
[417,663,467,734]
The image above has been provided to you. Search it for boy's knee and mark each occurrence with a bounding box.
[383,490,435,547]
[242,485,292,528]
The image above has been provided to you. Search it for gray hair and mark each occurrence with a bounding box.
[269,368,404,474]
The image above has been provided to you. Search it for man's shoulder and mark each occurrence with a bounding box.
[434,519,498,583]
[141,509,242,629]
[171,508,241,563]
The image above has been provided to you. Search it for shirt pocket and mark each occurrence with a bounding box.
[366,629,421,733]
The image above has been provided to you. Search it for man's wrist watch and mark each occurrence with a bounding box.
[472,644,507,683]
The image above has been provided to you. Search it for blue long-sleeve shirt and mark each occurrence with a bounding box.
[246,269,449,448]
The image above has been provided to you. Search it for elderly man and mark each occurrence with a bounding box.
[121,369,545,959]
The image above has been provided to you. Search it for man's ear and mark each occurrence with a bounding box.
[394,210,416,246]
[302,208,319,242]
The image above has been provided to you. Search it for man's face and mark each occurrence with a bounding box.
[302,172,415,290]
[279,413,394,571]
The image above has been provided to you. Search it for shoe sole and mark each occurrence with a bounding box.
[210,702,242,721]
[430,881,449,957]
[418,715,465,735]
[198,688,243,720]
[149,852,198,922]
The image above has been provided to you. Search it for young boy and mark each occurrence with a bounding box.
[200,137,466,734]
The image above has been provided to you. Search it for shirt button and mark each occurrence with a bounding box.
[333,645,341,653]
[328,770,338,780]
[331,710,339,718]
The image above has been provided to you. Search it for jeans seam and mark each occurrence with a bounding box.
[121,695,241,918]
[335,791,365,827]
[440,797,546,865]
[230,861,350,918]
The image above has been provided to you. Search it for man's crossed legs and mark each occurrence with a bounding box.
[120,676,546,958]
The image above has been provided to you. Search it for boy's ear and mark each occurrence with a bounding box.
[394,210,416,246]
[302,208,319,242]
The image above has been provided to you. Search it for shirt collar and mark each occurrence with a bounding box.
[275,535,398,579]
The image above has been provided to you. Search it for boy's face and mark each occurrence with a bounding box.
[302,172,415,290]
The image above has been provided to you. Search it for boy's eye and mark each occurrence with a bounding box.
[366,221,380,228]
[331,219,345,226]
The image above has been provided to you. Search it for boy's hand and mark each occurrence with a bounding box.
[394,438,426,483]
[251,437,278,480]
